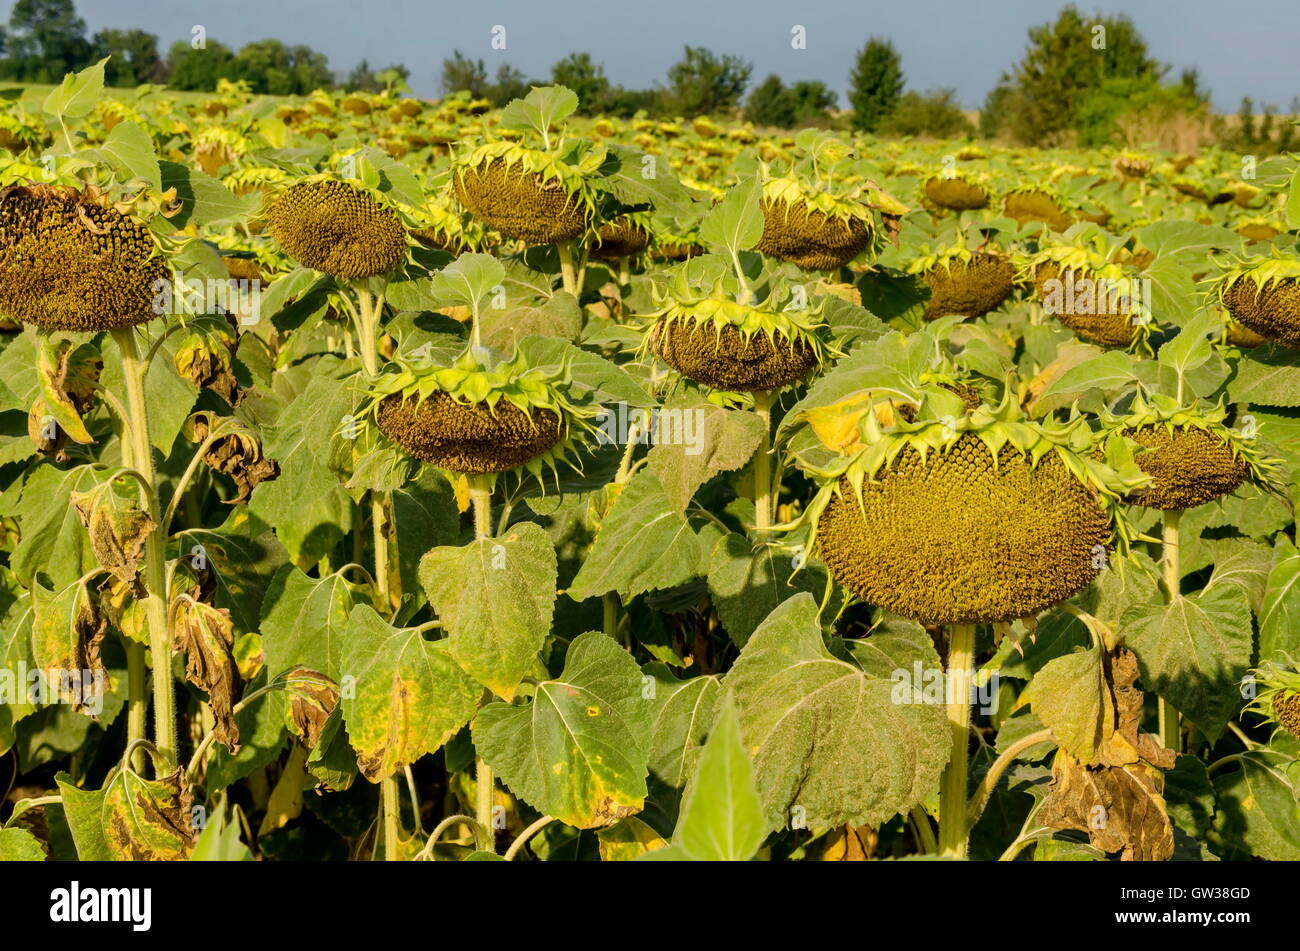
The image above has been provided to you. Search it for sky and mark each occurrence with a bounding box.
[9,0,1299,111]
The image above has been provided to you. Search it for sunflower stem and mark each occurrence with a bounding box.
[382,772,400,861]
[557,242,577,296]
[112,327,176,773]
[468,474,497,852]
[118,414,149,773]
[1159,509,1183,752]
[939,622,976,858]
[752,390,775,534]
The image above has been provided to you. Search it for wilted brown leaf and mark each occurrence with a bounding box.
[103,767,196,861]
[173,598,242,752]
[31,579,108,715]
[71,477,155,593]
[282,667,340,749]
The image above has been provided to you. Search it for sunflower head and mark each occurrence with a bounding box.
[1246,655,1300,740]
[362,348,593,481]
[1100,393,1278,511]
[1212,252,1300,349]
[792,390,1149,625]
[266,177,407,279]
[0,183,170,333]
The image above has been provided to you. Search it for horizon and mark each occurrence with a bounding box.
[1,0,1296,112]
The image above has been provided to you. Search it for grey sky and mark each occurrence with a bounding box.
[11,0,1299,111]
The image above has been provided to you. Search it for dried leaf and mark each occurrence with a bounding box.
[31,578,108,715]
[1037,749,1175,861]
[103,767,196,861]
[281,666,339,749]
[70,475,155,591]
[173,598,242,752]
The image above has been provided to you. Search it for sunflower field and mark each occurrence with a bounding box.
[0,60,1298,866]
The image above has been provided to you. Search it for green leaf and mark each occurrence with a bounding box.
[566,469,704,602]
[1024,640,1109,764]
[418,521,557,700]
[727,594,950,828]
[390,470,458,605]
[0,825,46,860]
[96,121,161,190]
[182,511,289,636]
[706,533,835,648]
[1039,349,1144,400]
[100,333,199,457]
[699,175,763,256]
[43,57,108,120]
[340,605,482,782]
[1258,532,1300,663]
[57,767,194,860]
[260,566,366,681]
[601,145,692,217]
[1121,586,1254,741]
[646,695,769,861]
[647,399,765,513]
[1228,346,1300,408]
[1287,165,1300,230]
[160,161,257,228]
[645,664,720,788]
[515,335,655,407]
[1156,309,1220,382]
[12,463,100,588]
[429,252,505,316]
[1212,743,1300,860]
[190,806,254,861]
[55,773,113,861]
[499,85,578,139]
[473,631,654,828]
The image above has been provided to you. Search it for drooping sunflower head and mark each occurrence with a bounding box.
[906,233,1017,320]
[408,189,494,255]
[0,183,170,333]
[643,273,832,392]
[793,391,1149,625]
[266,176,408,279]
[1025,236,1153,351]
[921,171,992,212]
[1245,655,1300,740]
[755,173,879,270]
[1100,392,1278,511]
[451,139,605,246]
[1003,183,1075,232]
[590,209,653,261]
[1212,252,1300,350]
[362,348,594,481]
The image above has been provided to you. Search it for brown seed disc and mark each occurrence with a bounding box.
[756,198,872,270]
[649,319,817,391]
[453,160,588,245]
[922,254,1016,319]
[1222,277,1300,350]
[1122,425,1248,511]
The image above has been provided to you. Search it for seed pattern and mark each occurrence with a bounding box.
[923,254,1016,319]
[816,435,1110,625]
[0,184,169,332]
[1222,277,1300,349]
[1034,263,1141,347]
[757,198,872,270]
[923,177,989,211]
[650,319,818,391]
[375,391,563,474]
[1273,692,1300,739]
[454,159,588,245]
[1123,424,1249,510]
[267,179,406,279]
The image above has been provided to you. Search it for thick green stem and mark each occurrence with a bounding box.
[382,773,400,862]
[118,416,148,772]
[1159,510,1183,752]
[557,242,577,296]
[752,391,775,534]
[372,494,390,612]
[112,328,176,772]
[351,284,380,377]
[939,622,976,857]
[468,474,497,852]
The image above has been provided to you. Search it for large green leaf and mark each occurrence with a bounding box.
[1258,532,1300,662]
[180,510,289,636]
[43,57,107,120]
[647,399,765,514]
[11,463,100,588]
[567,469,705,602]
[1024,641,1109,764]
[473,631,653,828]
[1212,741,1300,861]
[706,533,835,647]
[0,825,46,860]
[1121,585,1253,741]
[260,566,367,681]
[340,605,482,782]
[645,664,720,788]
[699,175,763,256]
[418,521,557,700]
[641,696,769,861]
[390,470,459,604]
[726,594,950,828]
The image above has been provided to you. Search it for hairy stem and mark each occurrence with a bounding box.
[557,242,577,296]
[752,390,775,534]
[504,815,554,861]
[939,622,976,857]
[967,728,1053,826]
[382,773,400,862]
[469,474,497,852]
[112,328,176,772]
[117,416,148,773]
[1159,510,1182,752]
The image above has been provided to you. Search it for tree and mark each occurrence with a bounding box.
[164,38,239,91]
[441,50,488,98]
[486,63,532,107]
[848,38,903,132]
[877,88,974,139]
[746,75,836,128]
[93,28,161,86]
[347,59,409,93]
[551,52,609,113]
[664,46,751,116]
[2,0,92,82]
[1002,5,1164,143]
[230,39,330,95]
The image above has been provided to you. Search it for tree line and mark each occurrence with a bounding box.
[0,0,1293,148]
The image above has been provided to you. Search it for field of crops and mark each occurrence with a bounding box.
[0,60,1298,866]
